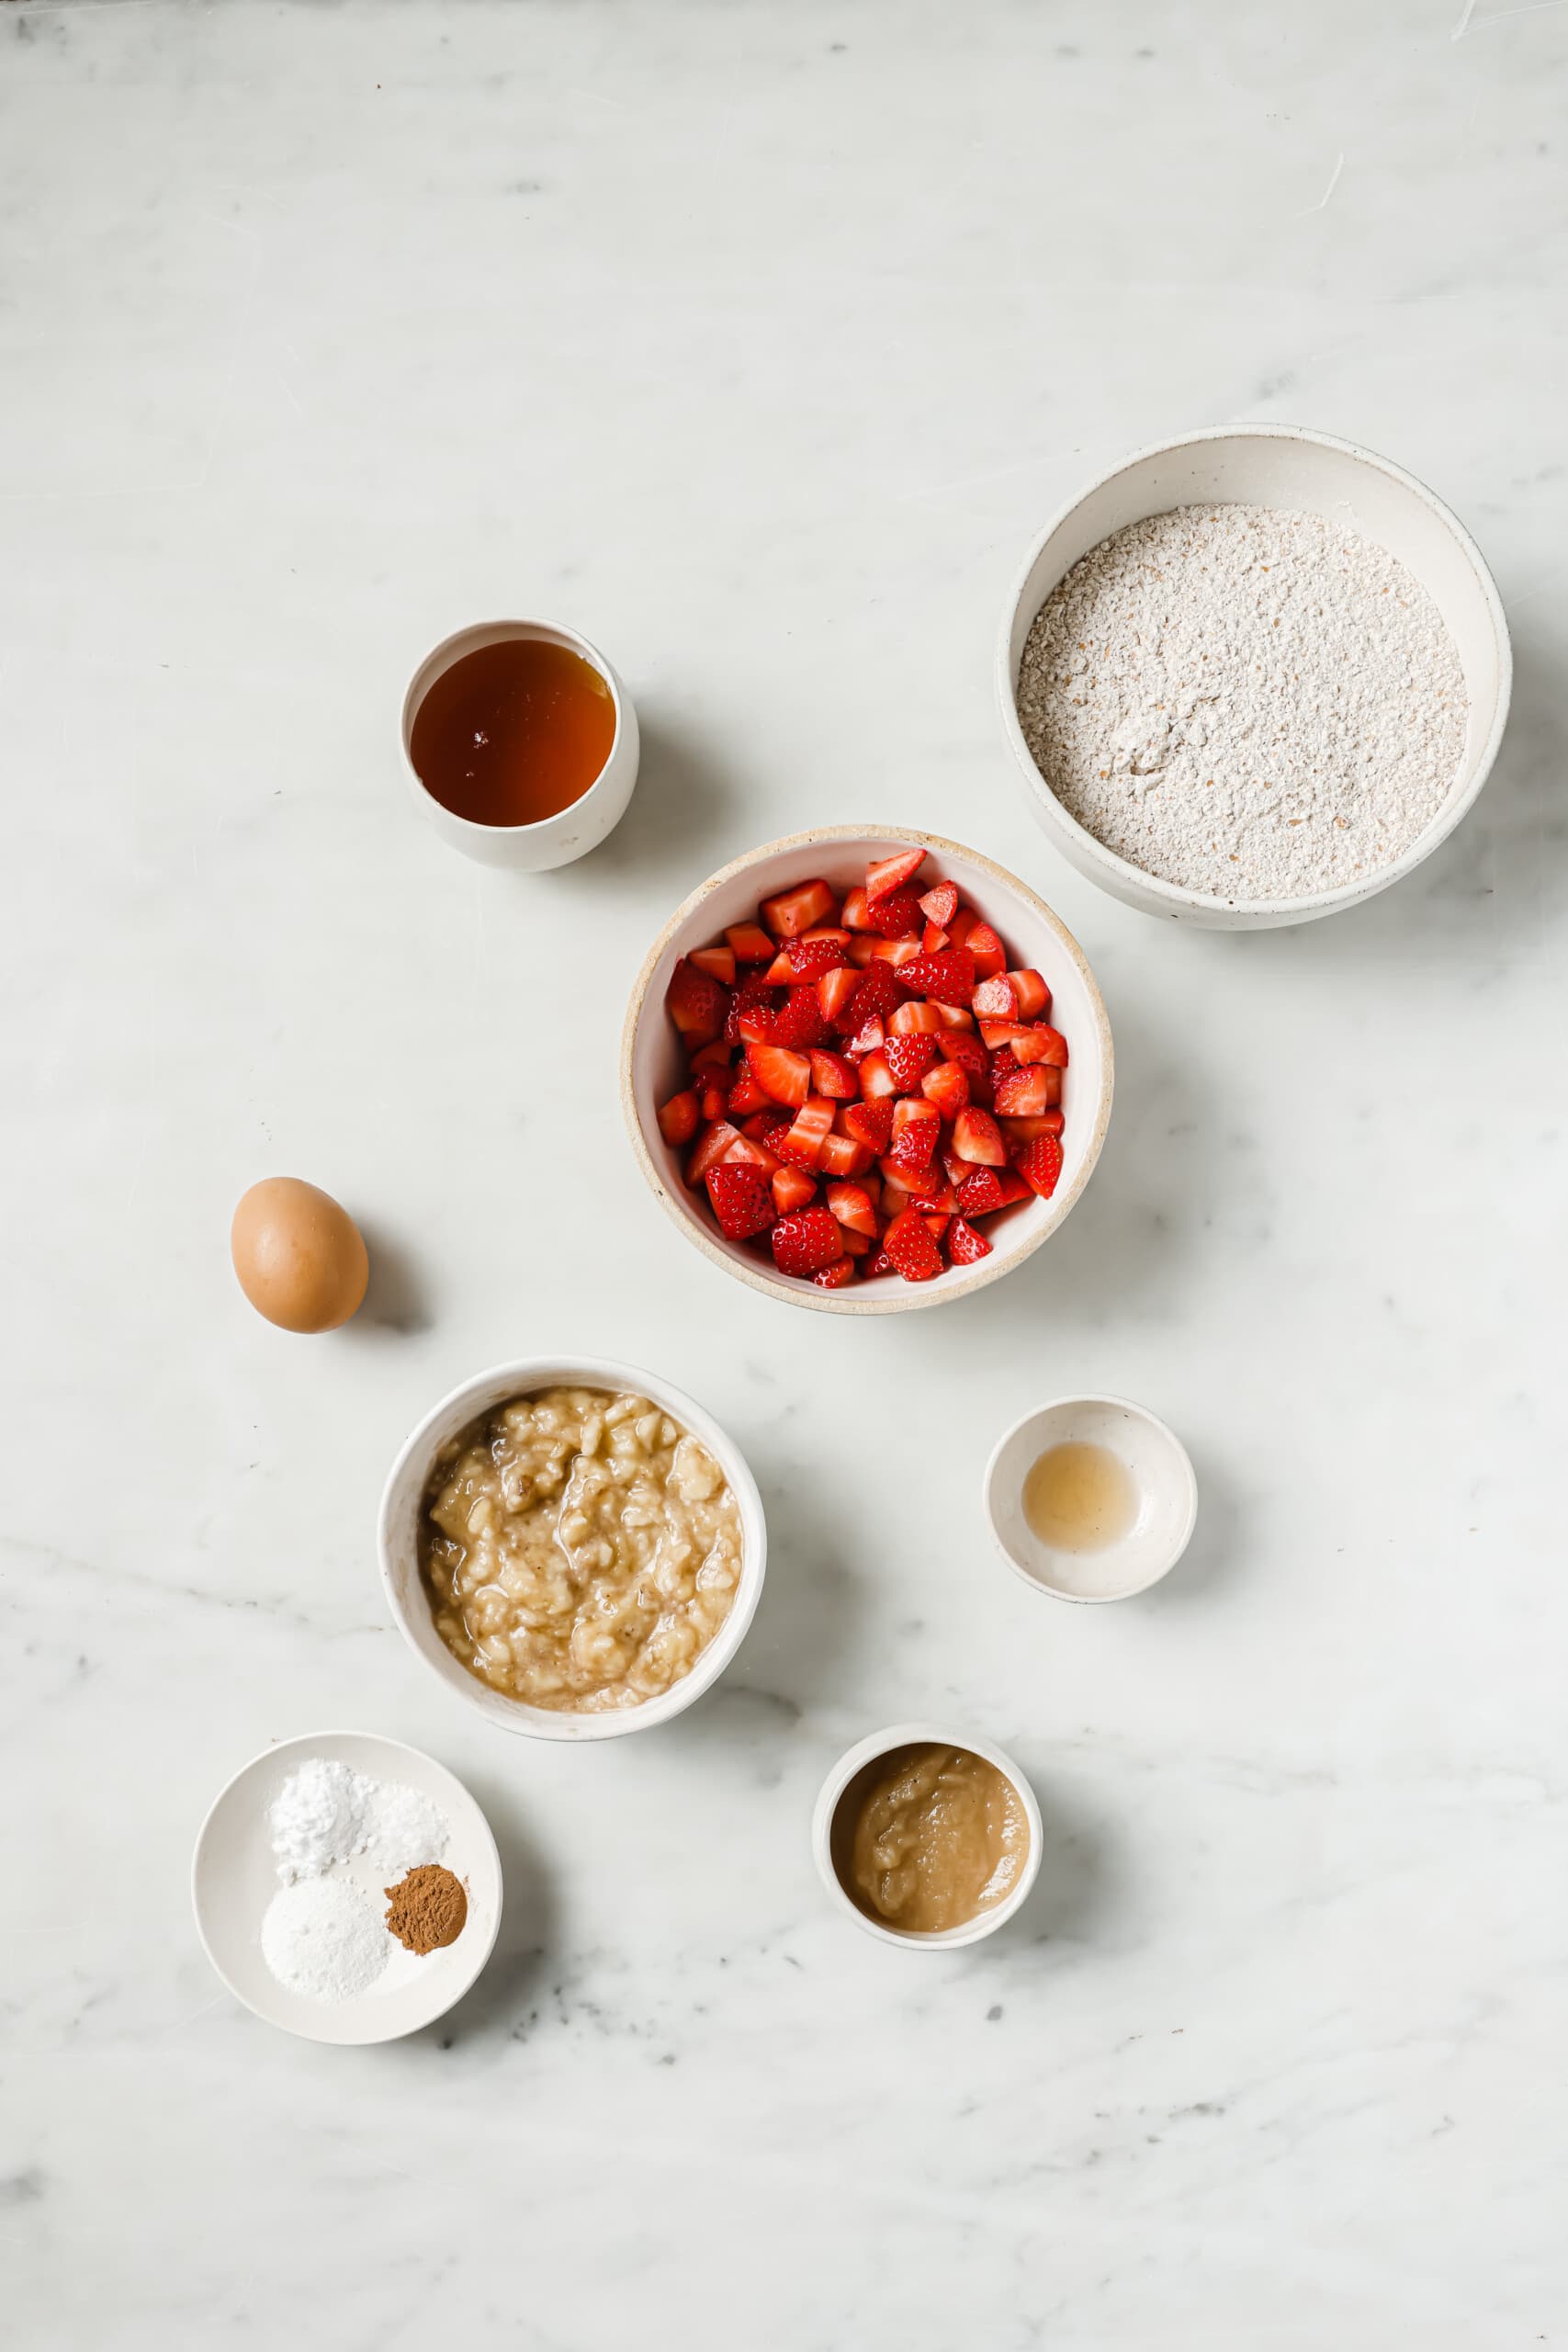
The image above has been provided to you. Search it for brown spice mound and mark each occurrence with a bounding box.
[384,1864,468,1955]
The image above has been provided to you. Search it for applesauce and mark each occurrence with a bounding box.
[418,1385,742,1713]
[831,1742,1031,1933]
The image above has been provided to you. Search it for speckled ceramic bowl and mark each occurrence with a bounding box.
[621,826,1113,1314]
[998,424,1511,929]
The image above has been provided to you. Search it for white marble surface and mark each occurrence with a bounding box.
[4,2,1566,2344]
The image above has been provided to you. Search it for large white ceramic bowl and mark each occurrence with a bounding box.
[998,424,1511,929]
[621,827,1113,1315]
[378,1356,766,1742]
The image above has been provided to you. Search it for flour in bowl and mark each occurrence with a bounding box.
[1015,503,1467,902]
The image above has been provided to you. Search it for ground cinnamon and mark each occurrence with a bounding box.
[384,1864,468,1955]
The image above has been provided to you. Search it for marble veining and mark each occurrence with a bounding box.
[3,1,1567,2345]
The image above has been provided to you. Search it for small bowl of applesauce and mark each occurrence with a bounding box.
[379,1357,766,1742]
[812,1724,1042,1949]
[984,1394,1197,1603]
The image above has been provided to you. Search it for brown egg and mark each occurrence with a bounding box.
[231,1178,369,1333]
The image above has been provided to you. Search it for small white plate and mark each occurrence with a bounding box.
[984,1395,1197,1603]
[192,1729,502,2045]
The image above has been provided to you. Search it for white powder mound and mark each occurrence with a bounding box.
[268,1758,372,1883]
[261,1876,389,2004]
[360,1782,449,1879]
[1016,503,1468,902]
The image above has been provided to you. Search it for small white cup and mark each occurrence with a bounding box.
[984,1394,1197,1603]
[812,1722,1043,1950]
[400,618,640,871]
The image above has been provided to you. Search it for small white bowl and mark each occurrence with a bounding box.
[984,1394,1197,1603]
[378,1356,767,1742]
[400,618,640,870]
[621,826,1114,1315]
[812,1723,1043,1950]
[997,424,1512,929]
[191,1729,502,2046]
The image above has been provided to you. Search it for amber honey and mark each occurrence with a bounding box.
[410,636,616,829]
[1022,1440,1137,1554]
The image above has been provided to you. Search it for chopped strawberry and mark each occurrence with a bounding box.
[841,1097,894,1153]
[895,948,976,1008]
[920,1059,970,1119]
[957,1165,1031,1214]
[877,1160,919,1209]
[771,1205,845,1277]
[888,1096,941,1174]
[771,1166,818,1216]
[725,921,775,965]
[944,905,977,949]
[845,935,879,967]
[868,937,923,969]
[777,1094,835,1170]
[747,1042,811,1108]
[823,1179,877,1237]
[770,987,829,1049]
[687,1121,742,1184]
[811,1256,856,1289]
[868,889,924,939]
[932,1003,974,1029]
[918,880,959,928]
[884,1207,942,1283]
[938,1030,990,1087]
[665,957,729,1045]
[781,934,851,982]
[843,1015,886,1057]
[1000,1113,1065,1143]
[972,973,1019,1021]
[689,1036,732,1074]
[808,1048,858,1100]
[699,1080,728,1122]
[818,1130,873,1178]
[835,1222,873,1257]
[760,878,838,938]
[907,1170,958,1215]
[1015,1131,1064,1199]
[883,1033,940,1091]
[858,1048,897,1100]
[1022,1023,1069,1068]
[743,1111,792,1146]
[836,957,905,1036]
[978,1017,1034,1053]
[656,1089,701,1148]
[705,1161,775,1239]
[863,1247,897,1279]
[922,1214,952,1243]
[965,922,1007,978]
[727,976,777,1046]
[719,1130,782,1175]
[993,1063,1054,1117]
[818,966,861,1025]
[948,1216,991,1266]
[840,886,873,932]
[690,944,737,987]
[887,999,944,1036]
[726,1065,769,1117]
[920,923,950,953]
[1008,968,1051,1021]
[953,1107,1007,1166]
[865,848,926,903]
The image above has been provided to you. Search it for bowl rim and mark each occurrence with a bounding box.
[400,616,631,841]
[982,1390,1199,1605]
[810,1720,1044,1949]
[995,421,1514,921]
[377,1354,768,1741]
[619,824,1114,1315]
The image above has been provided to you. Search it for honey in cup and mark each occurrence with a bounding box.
[831,1743,1031,1936]
[411,637,615,829]
[1022,1439,1137,1554]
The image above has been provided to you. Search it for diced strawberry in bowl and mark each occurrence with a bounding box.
[625,831,1110,1307]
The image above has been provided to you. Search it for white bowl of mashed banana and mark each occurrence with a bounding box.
[378,1357,767,1742]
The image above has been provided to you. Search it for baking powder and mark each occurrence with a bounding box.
[261,1876,389,2003]
[1015,503,1468,902]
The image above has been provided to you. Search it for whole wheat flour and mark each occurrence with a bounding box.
[1015,503,1467,902]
